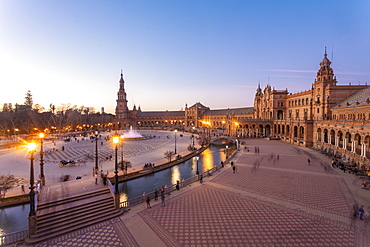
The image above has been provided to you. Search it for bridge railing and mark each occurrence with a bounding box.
[0,229,28,246]
[119,152,235,209]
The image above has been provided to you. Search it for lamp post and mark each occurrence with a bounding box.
[112,135,120,208]
[28,142,37,235]
[94,130,99,175]
[39,133,45,186]
[196,156,199,175]
[174,129,177,154]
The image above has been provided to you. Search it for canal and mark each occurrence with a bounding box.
[0,144,232,234]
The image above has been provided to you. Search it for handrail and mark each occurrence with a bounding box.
[0,229,28,246]
[119,151,234,209]
[107,179,115,197]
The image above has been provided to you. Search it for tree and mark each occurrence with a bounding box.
[49,103,56,114]
[187,144,195,152]
[2,103,14,113]
[24,90,33,108]
[119,160,132,176]
[0,174,20,201]
[164,150,175,162]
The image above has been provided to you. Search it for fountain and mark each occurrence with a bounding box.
[122,126,144,140]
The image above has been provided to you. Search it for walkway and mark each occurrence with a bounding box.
[12,138,370,246]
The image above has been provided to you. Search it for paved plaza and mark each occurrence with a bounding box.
[9,138,370,246]
[0,130,196,189]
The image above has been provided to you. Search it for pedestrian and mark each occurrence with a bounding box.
[231,161,234,167]
[154,189,159,201]
[221,161,224,168]
[232,165,236,174]
[362,181,367,189]
[176,180,180,191]
[353,203,359,218]
[146,196,151,208]
[200,174,203,184]
[94,173,98,185]
[359,205,365,220]
[21,184,25,194]
[307,159,311,166]
[161,194,166,207]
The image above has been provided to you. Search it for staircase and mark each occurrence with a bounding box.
[25,181,123,244]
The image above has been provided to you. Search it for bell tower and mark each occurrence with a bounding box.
[253,83,263,119]
[314,48,337,87]
[312,48,337,120]
[115,71,129,128]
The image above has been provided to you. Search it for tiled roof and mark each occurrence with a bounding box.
[205,107,254,115]
[137,111,185,117]
[333,86,370,109]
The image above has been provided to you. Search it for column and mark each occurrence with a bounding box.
[343,138,347,150]
[335,136,339,147]
[351,140,357,153]
[328,135,332,145]
[361,143,367,157]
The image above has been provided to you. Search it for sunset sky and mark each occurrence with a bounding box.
[1,0,369,114]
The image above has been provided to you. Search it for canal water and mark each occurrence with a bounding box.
[0,144,232,234]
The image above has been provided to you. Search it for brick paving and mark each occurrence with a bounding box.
[14,138,370,246]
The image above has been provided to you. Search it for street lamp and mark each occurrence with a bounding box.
[94,130,99,175]
[39,133,45,185]
[112,135,120,208]
[27,142,38,235]
[174,129,177,154]
[27,142,37,216]
[196,156,199,175]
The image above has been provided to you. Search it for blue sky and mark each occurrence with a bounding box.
[1,0,369,113]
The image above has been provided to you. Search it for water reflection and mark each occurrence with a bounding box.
[0,204,29,235]
[171,166,181,185]
[119,144,234,199]
[201,148,214,171]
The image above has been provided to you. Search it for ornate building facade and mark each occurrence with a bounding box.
[115,51,370,168]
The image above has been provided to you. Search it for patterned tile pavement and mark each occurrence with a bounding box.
[16,138,370,246]
[35,218,139,247]
[140,186,358,246]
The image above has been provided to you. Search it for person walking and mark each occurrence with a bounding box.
[176,180,180,191]
[362,181,367,189]
[307,159,311,166]
[94,173,98,185]
[161,194,165,207]
[21,185,25,194]
[154,189,159,201]
[146,196,151,208]
[200,174,203,184]
[353,203,359,218]
[232,165,236,174]
[359,205,365,220]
